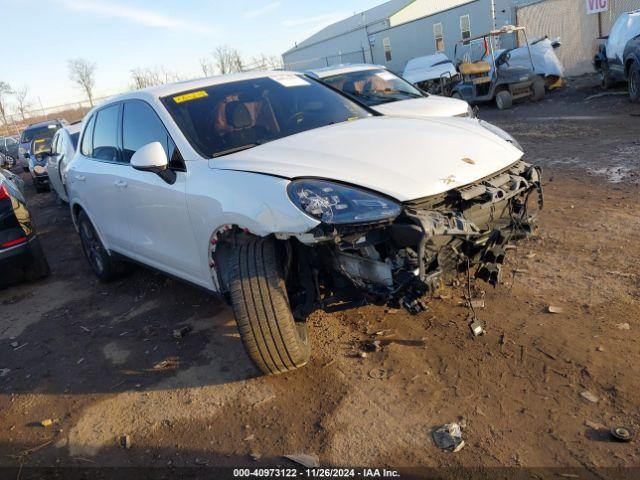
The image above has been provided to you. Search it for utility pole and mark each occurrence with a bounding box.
[38,97,46,118]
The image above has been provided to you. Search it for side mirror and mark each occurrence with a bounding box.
[130,141,176,184]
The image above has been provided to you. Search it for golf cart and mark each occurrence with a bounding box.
[451,25,545,110]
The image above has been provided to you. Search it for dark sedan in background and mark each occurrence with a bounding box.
[0,160,50,287]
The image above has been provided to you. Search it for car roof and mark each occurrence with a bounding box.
[24,119,63,130]
[307,64,385,79]
[103,70,302,105]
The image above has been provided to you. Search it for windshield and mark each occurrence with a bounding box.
[455,30,525,68]
[161,75,371,158]
[321,68,424,106]
[20,124,58,144]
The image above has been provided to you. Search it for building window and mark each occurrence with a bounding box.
[433,23,444,52]
[460,14,471,42]
[383,37,392,61]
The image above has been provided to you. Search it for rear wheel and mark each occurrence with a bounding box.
[77,210,130,282]
[495,90,513,110]
[628,63,640,102]
[532,78,546,101]
[228,237,310,375]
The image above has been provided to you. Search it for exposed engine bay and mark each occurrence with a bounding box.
[286,160,543,317]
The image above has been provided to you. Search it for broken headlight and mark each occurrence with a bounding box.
[287,179,401,225]
[479,120,523,152]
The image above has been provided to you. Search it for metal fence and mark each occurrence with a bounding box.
[284,49,367,72]
[0,94,117,137]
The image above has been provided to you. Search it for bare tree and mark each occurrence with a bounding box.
[68,58,97,107]
[249,53,283,71]
[213,45,244,74]
[130,66,183,90]
[0,81,12,127]
[230,49,244,73]
[199,57,215,77]
[13,86,30,121]
[266,54,283,70]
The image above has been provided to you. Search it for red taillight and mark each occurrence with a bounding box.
[0,184,9,201]
[1,236,27,249]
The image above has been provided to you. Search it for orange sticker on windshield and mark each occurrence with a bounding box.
[173,90,208,103]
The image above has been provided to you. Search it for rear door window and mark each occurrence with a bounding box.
[92,105,121,162]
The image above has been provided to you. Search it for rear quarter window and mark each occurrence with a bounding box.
[80,115,96,157]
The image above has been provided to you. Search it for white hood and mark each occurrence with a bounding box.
[210,116,523,202]
[373,95,469,118]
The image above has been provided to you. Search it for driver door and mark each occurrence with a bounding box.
[118,100,203,285]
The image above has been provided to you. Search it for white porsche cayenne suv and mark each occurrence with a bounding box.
[67,71,542,375]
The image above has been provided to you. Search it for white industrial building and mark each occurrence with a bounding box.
[282,0,640,76]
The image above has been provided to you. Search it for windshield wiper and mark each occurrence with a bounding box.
[213,143,259,158]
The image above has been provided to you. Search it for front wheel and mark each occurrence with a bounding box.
[628,63,640,102]
[228,237,310,375]
[495,90,513,110]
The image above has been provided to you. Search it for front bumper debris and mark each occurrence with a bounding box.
[308,160,543,314]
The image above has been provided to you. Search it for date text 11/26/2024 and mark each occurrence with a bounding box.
[233,468,401,478]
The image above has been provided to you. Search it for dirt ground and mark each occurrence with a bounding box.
[1,76,639,478]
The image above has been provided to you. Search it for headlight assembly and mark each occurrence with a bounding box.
[287,179,401,225]
[479,119,523,152]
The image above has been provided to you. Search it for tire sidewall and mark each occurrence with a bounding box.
[77,211,111,281]
[629,64,640,102]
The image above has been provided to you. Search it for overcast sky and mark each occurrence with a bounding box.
[1,0,381,110]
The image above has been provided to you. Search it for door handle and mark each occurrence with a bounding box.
[75,175,86,182]
[114,180,128,188]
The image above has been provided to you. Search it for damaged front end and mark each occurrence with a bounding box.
[288,160,543,316]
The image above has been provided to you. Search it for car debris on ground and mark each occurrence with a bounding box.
[40,419,54,428]
[432,422,465,452]
[120,434,132,450]
[580,391,599,403]
[610,426,634,443]
[283,453,320,468]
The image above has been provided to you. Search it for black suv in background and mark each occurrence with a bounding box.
[18,119,68,172]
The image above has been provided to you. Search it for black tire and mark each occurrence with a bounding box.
[628,63,640,103]
[228,237,310,375]
[23,238,51,281]
[77,210,130,282]
[495,90,513,110]
[532,78,546,101]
